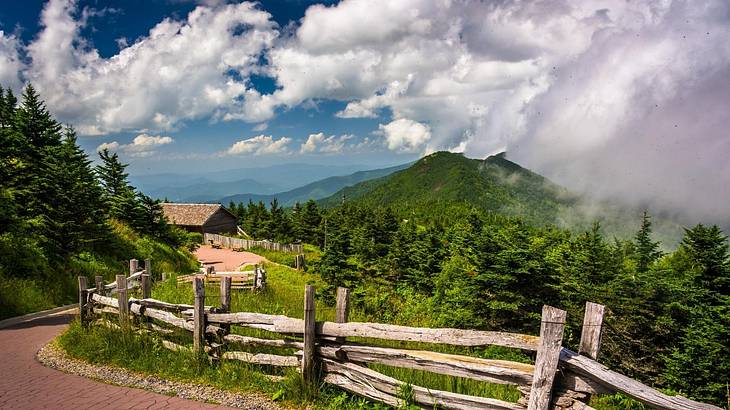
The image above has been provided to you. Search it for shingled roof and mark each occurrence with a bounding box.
[161,203,234,226]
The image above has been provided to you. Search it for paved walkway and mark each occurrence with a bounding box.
[0,312,232,409]
[194,245,266,271]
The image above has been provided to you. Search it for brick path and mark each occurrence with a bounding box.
[0,312,232,409]
[194,245,267,271]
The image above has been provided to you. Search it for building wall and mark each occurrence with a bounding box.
[202,209,237,234]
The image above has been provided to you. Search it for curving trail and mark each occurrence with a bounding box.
[0,312,231,409]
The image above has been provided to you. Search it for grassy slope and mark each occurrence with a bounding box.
[0,221,198,320]
[319,152,683,246]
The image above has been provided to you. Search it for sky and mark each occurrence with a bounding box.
[0,0,728,225]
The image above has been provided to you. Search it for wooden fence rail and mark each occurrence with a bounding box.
[204,233,304,254]
[176,265,267,291]
[78,270,721,410]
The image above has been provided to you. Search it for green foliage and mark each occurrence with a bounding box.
[0,84,199,318]
[634,211,663,273]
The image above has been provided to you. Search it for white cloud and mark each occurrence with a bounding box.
[300,132,354,153]
[96,133,173,157]
[2,0,729,223]
[252,122,268,131]
[377,118,431,152]
[0,31,25,92]
[20,0,278,135]
[96,141,120,152]
[226,135,291,155]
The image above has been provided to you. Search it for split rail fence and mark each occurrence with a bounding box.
[204,233,304,254]
[78,268,720,410]
[177,265,267,291]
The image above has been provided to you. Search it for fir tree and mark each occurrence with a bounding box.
[96,148,133,202]
[635,211,663,273]
[40,129,108,257]
[681,224,729,296]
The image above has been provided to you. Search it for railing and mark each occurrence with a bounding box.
[204,233,304,254]
[177,265,267,291]
[77,275,721,410]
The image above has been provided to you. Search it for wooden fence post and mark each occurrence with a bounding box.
[129,259,138,276]
[116,275,128,328]
[220,276,231,312]
[335,287,350,344]
[141,274,151,300]
[144,258,152,278]
[302,285,317,384]
[95,275,104,297]
[193,277,205,353]
[579,302,605,360]
[78,276,88,326]
[94,275,104,316]
[528,305,567,410]
[162,272,168,281]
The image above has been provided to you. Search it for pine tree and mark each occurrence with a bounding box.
[41,129,108,257]
[137,193,168,238]
[301,200,322,244]
[96,148,133,203]
[14,84,62,153]
[681,224,729,296]
[635,211,663,273]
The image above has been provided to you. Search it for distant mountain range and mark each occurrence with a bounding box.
[133,163,385,202]
[218,163,411,207]
[318,151,684,246]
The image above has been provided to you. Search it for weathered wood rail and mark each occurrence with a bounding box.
[204,233,303,253]
[176,265,266,291]
[78,271,721,410]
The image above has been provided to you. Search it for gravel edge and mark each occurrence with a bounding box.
[37,342,283,410]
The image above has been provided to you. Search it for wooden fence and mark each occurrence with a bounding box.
[204,233,304,254]
[177,265,267,291]
[78,274,720,410]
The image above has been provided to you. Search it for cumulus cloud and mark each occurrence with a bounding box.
[0,31,25,91]
[2,0,730,224]
[96,141,119,152]
[300,132,354,154]
[226,135,291,155]
[96,133,173,157]
[20,0,278,135]
[377,118,431,152]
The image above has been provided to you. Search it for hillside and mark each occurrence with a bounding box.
[218,163,410,207]
[320,152,683,244]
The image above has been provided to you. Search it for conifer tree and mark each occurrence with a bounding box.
[681,224,729,296]
[634,210,663,273]
[41,129,107,257]
[96,148,133,203]
[14,84,62,153]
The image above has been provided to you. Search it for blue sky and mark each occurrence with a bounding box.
[0,0,729,225]
[0,0,415,173]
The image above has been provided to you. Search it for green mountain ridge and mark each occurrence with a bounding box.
[320,151,684,245]
[218,163,410,207]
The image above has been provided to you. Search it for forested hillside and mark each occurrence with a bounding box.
[0,84,200,319]
[319,151,683,245]
[228,165,728,406]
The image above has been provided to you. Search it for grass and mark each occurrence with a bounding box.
[0,275,61,320]
[58,258,638,409]
[244,244,321,271]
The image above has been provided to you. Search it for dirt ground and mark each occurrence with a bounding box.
[193,245,266,272]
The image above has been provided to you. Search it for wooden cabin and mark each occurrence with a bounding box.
[161,203,237,234]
